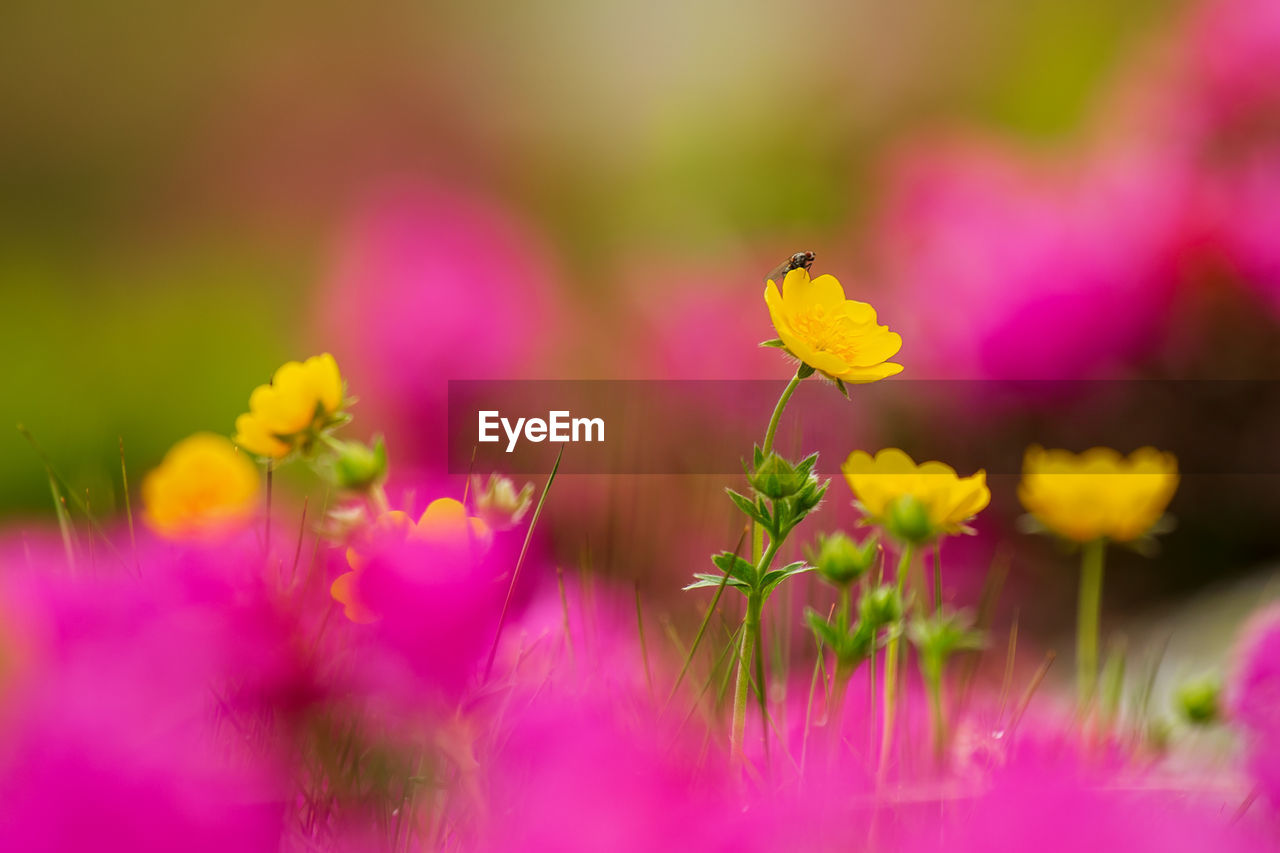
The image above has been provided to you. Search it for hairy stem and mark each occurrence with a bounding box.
[827,660,854,768]
[877,542,914,780]
[1077,539,1106,707]
[926,667,946,763]
[731,539,780,762]
[762,369,805,457]
[752,368,806,565]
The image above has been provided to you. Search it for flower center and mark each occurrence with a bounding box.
[792,306,862,363]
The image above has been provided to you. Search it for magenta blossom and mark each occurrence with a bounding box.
[1229,603,1280,807]
[1186,0,1280,129]
[873,137,1187,380]
[0,552,290,851]
[314,183,566,468]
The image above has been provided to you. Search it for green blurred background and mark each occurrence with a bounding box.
[0,0,1179,514]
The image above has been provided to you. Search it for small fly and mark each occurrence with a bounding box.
[764,251,816,284]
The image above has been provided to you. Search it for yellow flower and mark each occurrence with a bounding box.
[842,449,990,542]
[142,433,259,539]
[765,268,903,383]
[234,353,345,459]
[331,498,492,623]
[1019,446,1179,543]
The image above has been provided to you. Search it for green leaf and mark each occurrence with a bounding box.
[834,377,849,398]
[684,573,751,593]
[794,451,819,477]
[805,608,843,650]
[760,561,814,596]
[759,338,787,348]
[725,488,765,525]
[711,551,755,584]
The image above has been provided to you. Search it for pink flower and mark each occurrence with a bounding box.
[478,692,733,852]
[1187,0,1280,129]
[873,137,1187,379]
[334,515,508,701]
[313,184,566,468]
[615,256,788,380]
[897,739,1272,852]
[1229,603,1280,807]
[0,549,291,851]
[1201,144,1280,314]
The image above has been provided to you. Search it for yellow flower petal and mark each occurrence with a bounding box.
[1019,446,1179,543]
[843,448,988,536]
[234,355,348,460]
[330,571,378,623]
[783,271,846,313]
[834,361,905,383]
[413,498,493,555]
[764,269,903,384]
[306,353,343,414]
[142,433,260,540]
[234,413,290,459]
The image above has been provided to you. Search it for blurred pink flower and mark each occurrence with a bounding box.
[478,691,732,852]
[897,739,1271,852]
[0,548,292,851]
[873,137,1188,379]
[1200,144,1280,313]
[1187,0,1280,129]
[336,519,512,703]
[616,258,787,380]
[314,184,566,468]
[1229,603,1280,807]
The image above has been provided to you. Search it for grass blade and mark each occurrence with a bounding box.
[485,443,565,679]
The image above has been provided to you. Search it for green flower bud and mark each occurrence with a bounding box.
[811,532,877,586]
[907,609,985,680]
[859,584,903,629]
[1175,676,1220,727]
[750,453,807,500]
[331,437,388,492]
[884,494,937,545]
[471,473,535,531]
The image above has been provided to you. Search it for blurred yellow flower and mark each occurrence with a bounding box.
[765,268,903,383]
[331,498,492,623]
[234,353,345,459]
[142,433,259,539]
[843,449,990,542]
[1019,446,1179,543]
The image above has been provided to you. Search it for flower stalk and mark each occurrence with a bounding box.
[878,542,913,779]
[1077,538,1106,707]
[908,608,983,764]
[753,365,810,566]
[706,451,824,761]
[730,568,768,760]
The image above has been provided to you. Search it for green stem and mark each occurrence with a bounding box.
[827,661,853,766]
[878,542,914,780]
[926,668,946,763]
[731,594,762,761]
[1077,539,1106,707]
[731,539,780,762]
[933,544,943,616]
[753,368,806,566]
[753,597,770,765]
[868,637,878,758]
[763,369,805,456]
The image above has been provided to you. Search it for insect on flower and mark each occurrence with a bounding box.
[764,251,816,284]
